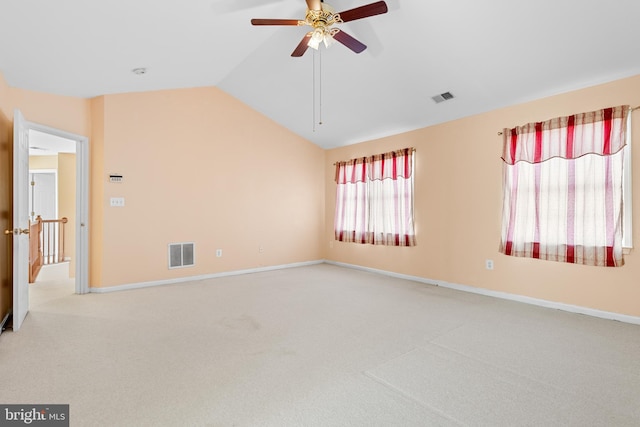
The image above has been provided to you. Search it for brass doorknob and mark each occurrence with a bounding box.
[4,228,29,235]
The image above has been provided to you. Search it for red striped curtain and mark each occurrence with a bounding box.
[499,106,629,266]
[334,148,416,246]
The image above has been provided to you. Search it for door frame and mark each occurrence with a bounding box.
[25,121,89,294]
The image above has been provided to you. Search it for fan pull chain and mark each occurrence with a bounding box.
[312,49,324,132]
[318,48,323,126]
[312,49,316,132]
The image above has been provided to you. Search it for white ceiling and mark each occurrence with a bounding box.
[2,0,640,149]
[28,130,76,157]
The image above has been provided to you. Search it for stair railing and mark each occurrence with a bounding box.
[29,216,68,283]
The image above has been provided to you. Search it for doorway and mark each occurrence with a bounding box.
[25,124,89,295]
[29,132,76,284]
[9,111,89,331]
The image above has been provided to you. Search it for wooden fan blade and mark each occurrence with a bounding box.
[306,0,322,11]
[338,1,388,23]
[333,30,367,53]
[251,18,300,26]
[292,33,312,57]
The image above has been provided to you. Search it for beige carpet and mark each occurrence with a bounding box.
[1,264,639,426]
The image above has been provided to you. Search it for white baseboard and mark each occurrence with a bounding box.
[324,260,640,326]
[89,260,324,294]
[89,258,640,325]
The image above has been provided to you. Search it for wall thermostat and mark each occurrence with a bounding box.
[109,174,123,183]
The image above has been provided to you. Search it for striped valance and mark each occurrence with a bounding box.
[501,105,629,165]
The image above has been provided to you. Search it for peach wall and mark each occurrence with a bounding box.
[92,87,325,287]
[325,74,640,317]
[90,96,105,286]
[9,88,90,137]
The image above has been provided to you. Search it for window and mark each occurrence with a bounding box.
[499,106,631,267]
[334,148,416,246]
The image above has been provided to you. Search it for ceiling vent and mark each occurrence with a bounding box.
[432,91,455,104]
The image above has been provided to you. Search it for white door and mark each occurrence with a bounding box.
[30,172,58,221]
[12,110,30,331]
[30,172,59,260]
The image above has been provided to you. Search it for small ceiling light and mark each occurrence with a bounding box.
[132,68,147,75]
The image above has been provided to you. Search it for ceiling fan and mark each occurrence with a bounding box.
[251,0,388,57]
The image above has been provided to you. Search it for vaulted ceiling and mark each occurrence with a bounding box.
[2,0,639,149]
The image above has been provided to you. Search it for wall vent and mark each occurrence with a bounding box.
[432,91,455,103]
[168,242,195,269]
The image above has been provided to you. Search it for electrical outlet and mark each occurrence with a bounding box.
[259,245,264,253]
[110,197,125,207]
[485,259,494,270]
[216,249,222,258]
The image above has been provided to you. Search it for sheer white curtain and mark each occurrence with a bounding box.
[500,106,629,266]
[334,159,369,244]
[334,148,416,246]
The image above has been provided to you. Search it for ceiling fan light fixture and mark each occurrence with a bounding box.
[323,34,336,48]
[307,27,337,50]
[308,34,321,50]
[308,28,326,49]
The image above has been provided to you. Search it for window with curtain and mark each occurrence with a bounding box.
[334,148,416,246]
[499,105,630,267]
